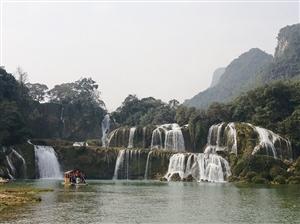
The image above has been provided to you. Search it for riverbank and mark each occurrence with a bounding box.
[0,186,53,212]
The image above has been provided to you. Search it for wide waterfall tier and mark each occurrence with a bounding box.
[205,122,292,160]
[34,145,63,179]
[107,124,188,152]
[205,122,237,154]
[112,149,172,180]
[164,153,231,182]
[151,124,185,152]
[113,149,144,180]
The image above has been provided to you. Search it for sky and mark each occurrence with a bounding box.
[0,0,299,111]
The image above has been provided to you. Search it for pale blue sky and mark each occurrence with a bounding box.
[1,1,299,111]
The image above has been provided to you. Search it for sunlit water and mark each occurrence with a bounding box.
[1,180,300,223]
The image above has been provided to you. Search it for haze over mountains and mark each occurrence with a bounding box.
[184,23,300,109]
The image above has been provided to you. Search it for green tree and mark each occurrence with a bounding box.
[26,83,48,102]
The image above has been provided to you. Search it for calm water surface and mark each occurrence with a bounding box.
[1,180,300,223]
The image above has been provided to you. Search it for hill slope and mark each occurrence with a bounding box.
[261,23,300,82]
[184,48,273,108]
[210,67,225,87]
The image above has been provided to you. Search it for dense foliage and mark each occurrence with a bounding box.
[0,68,32,145]
[111,95,179,126]
[0,67,107,144]
[177,80,300,157]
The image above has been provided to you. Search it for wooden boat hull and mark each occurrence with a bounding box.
[62,182,88,186]
[0,180,9,184]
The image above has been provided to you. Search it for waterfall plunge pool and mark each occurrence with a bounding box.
[1,180,300,223]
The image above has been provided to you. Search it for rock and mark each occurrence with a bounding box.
[182,175,194,182]
[251,176,269,184]
[170,173,181,181]
[159,177,168,182]
[245,171,257,181]
[288,176,300,184]
[273,175,286,184]
[228,176,239,182]
[270,166,287,179]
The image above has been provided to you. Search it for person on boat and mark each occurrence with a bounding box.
[71,174,76,184]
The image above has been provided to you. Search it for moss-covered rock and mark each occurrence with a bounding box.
[273,175,286,184]
[169,173,181,181]
[288,176,300,184]
[182,174,194,182]
[251,176,269,184]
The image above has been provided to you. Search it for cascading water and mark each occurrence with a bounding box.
[107,128,119,147]
[205,122,292,160]
[34,145,63,179]
[101,114,110,147]
[113,149,126,179]
[113,149,142,180]
[151,128,163,150]
[4,148,27,179]
[60,105,65,136]
[151,123,185,152]
[205,122,239,154]
[11,148,27,178]
[144,151,153,180]
[164,153,231,182]
[128,127,136,149]
[6,155,16,176]
[250,125,292,160]
[226,123,238,155]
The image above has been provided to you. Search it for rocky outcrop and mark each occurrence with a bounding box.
[210,67,225,87]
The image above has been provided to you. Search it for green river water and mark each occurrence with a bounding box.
[1,180,300,223]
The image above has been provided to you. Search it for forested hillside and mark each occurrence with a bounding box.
[184,48,272,108]
[184,23,300,109]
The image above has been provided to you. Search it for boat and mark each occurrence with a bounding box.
[0,177,9,184]
[62,169,88,186]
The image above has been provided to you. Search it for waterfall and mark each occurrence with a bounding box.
[6,168,14,180]
[164,153,231,182]
[107,128,118,147]
[11,148,27,178]
[205,122,237,154]
[151,128,163,150]
[113,149,142,180]
[226,123,238,155]
[127,127,136,149]
[6,155,16,176]
[5,148,27,178]
[144,151,153,180]
[251,125,292,160]
[151,123,185,152]
[113,149,126,179]
[205,122,292,159]
[60,105,65,136]
[34,145,63,179]
[101,114,110,147]
[142,127,147,148]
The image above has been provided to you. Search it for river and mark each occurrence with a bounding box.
[1,180,300,223]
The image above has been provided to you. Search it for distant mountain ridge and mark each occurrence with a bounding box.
[184,23,300,109]
[261,23,300,82]
[184,48,273,108]
[210,67,225,87]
